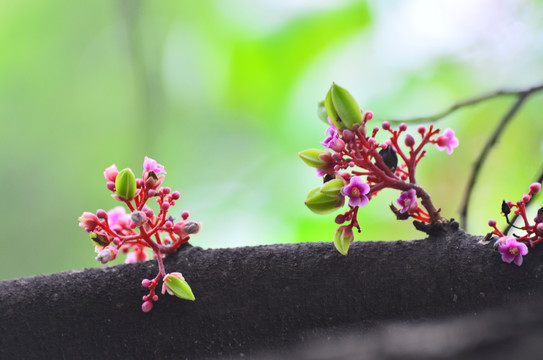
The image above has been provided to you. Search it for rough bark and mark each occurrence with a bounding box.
[1,224,542,359]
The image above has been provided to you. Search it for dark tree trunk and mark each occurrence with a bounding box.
[1,224,542,359]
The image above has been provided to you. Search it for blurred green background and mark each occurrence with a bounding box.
[1,0,543,280]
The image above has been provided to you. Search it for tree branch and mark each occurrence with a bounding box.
[380,83,543,124]
[459,93,531,230]
[2,226,543,359]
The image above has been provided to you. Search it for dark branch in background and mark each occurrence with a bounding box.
[503,167,543,235]
[458,93,530,230]
[380,83,543,125]
[459,84,543,230]
[380,83,543,231]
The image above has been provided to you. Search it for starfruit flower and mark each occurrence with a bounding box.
[334,225,354,256]
[298,149,332,169]
[305,186,345,215]
[115,168,137,201]
[324,82,362,130]
[162,272,195,301]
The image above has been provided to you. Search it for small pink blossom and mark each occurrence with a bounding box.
[143,156,166,175]
[125,247,148,264]
[103,164,119,182]
[497,236,528,266]
[107,206,129,228]
[341,176,370,207]
[321,126,344,152]
[435,128,459,155]
[397,189,418,214]
[78,212,100,232]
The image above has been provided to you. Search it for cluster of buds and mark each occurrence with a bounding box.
[299,83,459,255]
[78,157,201,312]
[487,182,542,266]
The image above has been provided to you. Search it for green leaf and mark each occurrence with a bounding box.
[165,275,196,301]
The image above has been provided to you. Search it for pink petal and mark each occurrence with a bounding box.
[513,255,524,266]
[501,253,515,263]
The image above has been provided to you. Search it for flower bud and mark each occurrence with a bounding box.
[334,226,354,256]
[103,164,119,182]
[173,221,201,236]
[95,246,119,264]
[404,133,415,147]
[298,149,332,169]
[89,232,110,247]
[317,99,329,125]
[115,168,137,201]
[162,273,195,301]
[324,83,362,130]
[130,211,147,226]
[305,187,345,215]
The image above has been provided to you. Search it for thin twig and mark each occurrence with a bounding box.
[381,83,543,124]
[503,168,543,235]
[459,93,531,230]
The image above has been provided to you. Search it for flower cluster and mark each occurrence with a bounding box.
[78,157,201,312]
[487,182,542,266]
[299,83,459,255]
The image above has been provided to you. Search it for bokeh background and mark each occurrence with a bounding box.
[1,0,543,280]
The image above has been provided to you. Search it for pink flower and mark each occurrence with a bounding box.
[341,176,370,207]
[143,156,166,175]
[78,212,100,232]
[497,236,528,266]
[103,164,119,182]
[435,128,459,155]
[107,206,129,228]
[125,247,148,264]
[397,189,418,214]
[321,126,345,152]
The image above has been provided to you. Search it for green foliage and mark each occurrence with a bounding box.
[1,0,543,280]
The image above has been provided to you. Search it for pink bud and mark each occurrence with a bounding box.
[148,189,156,197]
[141,279,151,287]
[162,202,170,211]
[382,121,390,130]
[522,194,531,203]
[171,191,181,200]
[181,211,190,220]
[96,209,108,219]
[488,219,496,227]
[399,123,407,131]
[152,295,159,301]
[136,179,144,188]
[417,125,426,135]
[142,301,153,313]
[164,221,173,229]
[404,133,415,147]
[342,129,354,142]
[106,181,116,192]
[104,164,119,182]
[162,187,171,195]
[364,111,374,121]
[529,183,541,194]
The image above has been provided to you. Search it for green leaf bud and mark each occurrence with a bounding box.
[317,99,329,125]
[320,178,345,197]
[298,149,331,169]
[334,226,354,256]
[164,273,195,301]
[305,187,344,215]
[325,83,362,130]
[115,168,137,201]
